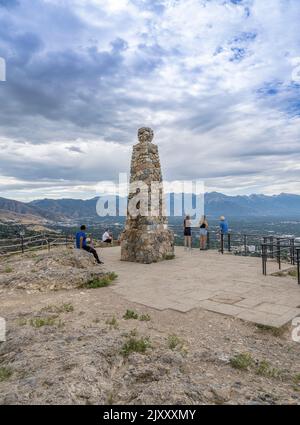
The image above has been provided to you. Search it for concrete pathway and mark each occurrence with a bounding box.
[102,246,300,327]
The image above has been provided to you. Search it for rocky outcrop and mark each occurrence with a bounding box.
[0,248,107,292]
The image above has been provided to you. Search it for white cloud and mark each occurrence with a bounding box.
[0,0,299,199]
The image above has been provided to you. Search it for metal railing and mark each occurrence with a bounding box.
[261,238,300,285]
[196,230,300,286]
[204,230,270,256]
[0,233,74,257]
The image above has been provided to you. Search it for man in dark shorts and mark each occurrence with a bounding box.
[76,225,103,264]
[184,215,192,251]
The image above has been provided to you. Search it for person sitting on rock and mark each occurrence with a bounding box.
[76,225,103,264]
[102,229,113,244]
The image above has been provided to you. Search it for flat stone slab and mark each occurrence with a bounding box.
[101,246,300,328]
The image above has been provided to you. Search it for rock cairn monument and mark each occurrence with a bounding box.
[121,127,174,264]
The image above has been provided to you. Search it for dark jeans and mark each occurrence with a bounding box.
[83,245,101,263]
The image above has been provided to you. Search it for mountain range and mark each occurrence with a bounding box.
[0,192,299,223]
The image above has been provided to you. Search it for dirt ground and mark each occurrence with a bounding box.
[0,249,300,405]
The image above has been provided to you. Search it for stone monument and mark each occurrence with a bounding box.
[121,127,174,264]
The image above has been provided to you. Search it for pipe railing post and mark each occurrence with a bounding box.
[244,235,247,256]
[290,238,295,265]
[228,233,231,252]
[276,238,281,270]
[263,237,267,258]
[207,232,210,250]
[270,236,274,259]
[262,244,267,275]
[297,249,300,285]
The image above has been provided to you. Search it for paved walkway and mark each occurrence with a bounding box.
[102,246,300,327]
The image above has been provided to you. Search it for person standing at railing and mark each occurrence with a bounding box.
[219,216,229,235]
[199,215,209,250]
[218,216,229,253]
[184,215,192,252]
[76,225,103,264]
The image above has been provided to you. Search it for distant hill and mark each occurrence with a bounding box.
[0,192,299,223]
[30,192,300,219]
[0,209,46,225]
[29,198,99,220]
[204,192,300,217]
[0,197,62,222]
[0,197,41,217]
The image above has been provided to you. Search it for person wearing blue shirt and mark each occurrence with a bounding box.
[76,225,103,264]
[219,216,229,234]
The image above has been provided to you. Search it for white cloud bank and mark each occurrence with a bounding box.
[0,0,299,201]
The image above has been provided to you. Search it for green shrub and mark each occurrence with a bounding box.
[42,303,74,314]
[163,254,175,261]
[256,323,287,337]
[85,272,118,289]
[123,309,139,320]
[106,316,119,329]
[288,269,297,278]
[168,335,183,350]
[0,367,13,382]
[62,303,74,313]
[4,266,13,273]
[29,317,62,328]
[230,353,254,370]
[256,360,282,378]
[109,272,118,280]
[293,374,300,384]
[17,318,28,326]
[273,269,297,279]
[86,277,111,288]
[121,337,151,357]
[140,314,151,322]
[106,392,115,405]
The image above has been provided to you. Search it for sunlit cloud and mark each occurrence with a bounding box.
[0,0,299,200]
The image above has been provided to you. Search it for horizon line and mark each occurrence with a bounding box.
[1,191,299,204]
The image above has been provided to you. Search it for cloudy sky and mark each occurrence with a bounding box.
[0,0,299,201]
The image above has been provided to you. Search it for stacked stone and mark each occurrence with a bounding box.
[121,127,174,264]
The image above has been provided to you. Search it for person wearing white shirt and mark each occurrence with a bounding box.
[102,229,112,244]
